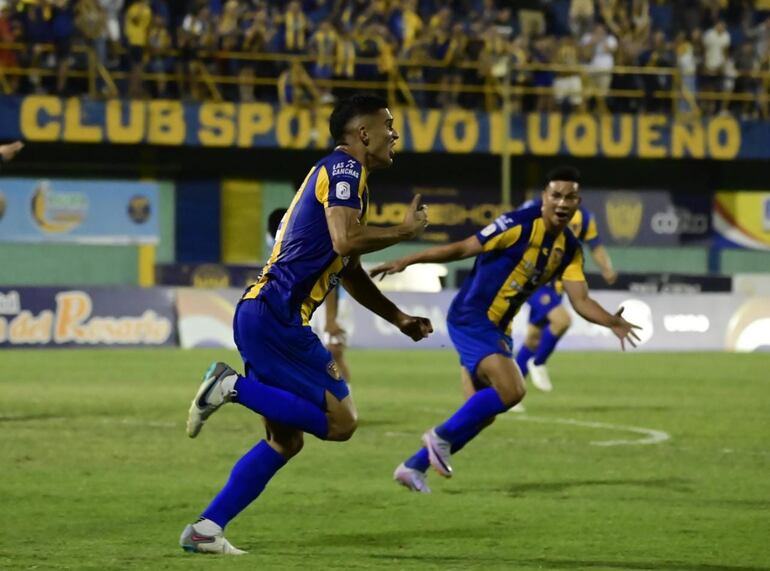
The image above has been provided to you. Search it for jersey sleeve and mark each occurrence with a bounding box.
[476,212,523,252]
[583,211,602,248]
[561,247,586,282]
[318,160,365,210]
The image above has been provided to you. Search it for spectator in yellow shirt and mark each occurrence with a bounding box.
[124,0,152,97]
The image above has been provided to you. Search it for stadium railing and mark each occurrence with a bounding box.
[1,41,769,118]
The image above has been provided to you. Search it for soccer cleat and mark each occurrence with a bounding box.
[527,358,553,392]
[394,462,431,493]
[186,362,238,438]
[422,429,453,478]
[179,523,247,555]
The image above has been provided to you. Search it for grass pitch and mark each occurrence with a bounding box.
[1,349,768,571]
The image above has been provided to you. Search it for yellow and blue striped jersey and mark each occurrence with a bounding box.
[243,149,368,325]
[448,206,585,334]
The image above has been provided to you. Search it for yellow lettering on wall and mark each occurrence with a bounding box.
[637,115,667,158]
[563,114,597,157]
[237,103,274,147]
[407,109,441,152]
[199,102,236,146]
[600,114,633,157]
[20,96,62,141]
[54,291,92,343]
[62,98,102,143]
[276,106,312,148]
[147,100,185,145]
[105,100,145,144]
[8,310,53,344]
[707,116,740,160]
[441,110,479,153]
[671,120,704,158]
[489,112,525,155]
[527,113,561,155]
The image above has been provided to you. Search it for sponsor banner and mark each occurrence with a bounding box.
[713,191,770,250]
[156,263,262,288]
[0,287,176,347]
[0,178,159,244]
[370,185,506,243]
[2,95,761,159]
[175,289,767,352]
[580,189,712,246]
[176,288,240,349]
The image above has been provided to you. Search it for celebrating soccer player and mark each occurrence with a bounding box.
[180,94,433,554]
[370,166,641,493]
[515,189,618,392]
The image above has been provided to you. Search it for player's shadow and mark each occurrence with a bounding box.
[495,477,693,497]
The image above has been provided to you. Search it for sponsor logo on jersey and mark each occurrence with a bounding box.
[336,181,351,200]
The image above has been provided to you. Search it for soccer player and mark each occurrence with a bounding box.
[0,140,24,164]
[180,94,433,554]
[516,193,618,392]
[370,166,640,493]
[268,207,352,382]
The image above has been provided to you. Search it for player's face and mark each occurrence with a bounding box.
[364,108,399,169]
[541,180,580,230]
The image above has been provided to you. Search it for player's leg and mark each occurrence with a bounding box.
[529,304,572,392]
[515,323,542,378]
[324,390,358,441]
[396,368,496,491]
[181,420,302,555]
[423,354,525,478]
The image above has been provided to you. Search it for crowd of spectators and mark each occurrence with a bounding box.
[1,0,770,117]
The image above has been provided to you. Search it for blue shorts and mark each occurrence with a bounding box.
[447,317,512,381]
[234,298,350,409]
[527,284,563,326]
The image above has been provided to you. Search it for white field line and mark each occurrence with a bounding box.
[503,414,671,447]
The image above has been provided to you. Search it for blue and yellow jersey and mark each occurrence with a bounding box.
[448,207,585,334]
[243,149,368,325]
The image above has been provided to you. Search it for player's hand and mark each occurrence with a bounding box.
[0,140,23,162]
[602,269,618,285]
[402,194,428,239]
[324,321,347,346]
[395,313,433,342]
[369,259,408,281]
[610,307,642,351]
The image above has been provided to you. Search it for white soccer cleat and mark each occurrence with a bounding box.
[527,358,553,392]
[422,429,453,478]
[179,523,247,555]
[394,462,431,493]
[186,362,238,438]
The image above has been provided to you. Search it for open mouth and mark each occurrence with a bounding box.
[555,210,570,221]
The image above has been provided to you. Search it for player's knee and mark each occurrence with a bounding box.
[326,410,358,441]
[498,381,526,408]
[270,433,305,458]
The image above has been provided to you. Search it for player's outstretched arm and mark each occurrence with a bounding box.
[590,244,618,285]
[0,140,24,163]
[342,258,433,342]
[368,234,483,280]
[563,279,641,350]
[326,194,427,257]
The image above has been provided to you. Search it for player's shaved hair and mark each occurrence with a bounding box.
[546,166,581,185]
[329,93,389,145]
[268,208,287,239]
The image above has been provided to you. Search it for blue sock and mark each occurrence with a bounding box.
[404,424,485,472]
[533,326,561,365]
[516,346,535,376]
[202,440,286,528]
[434,387,507,443]
[234,377,328,439]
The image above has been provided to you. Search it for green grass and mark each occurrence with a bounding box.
[1,349,768,571]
